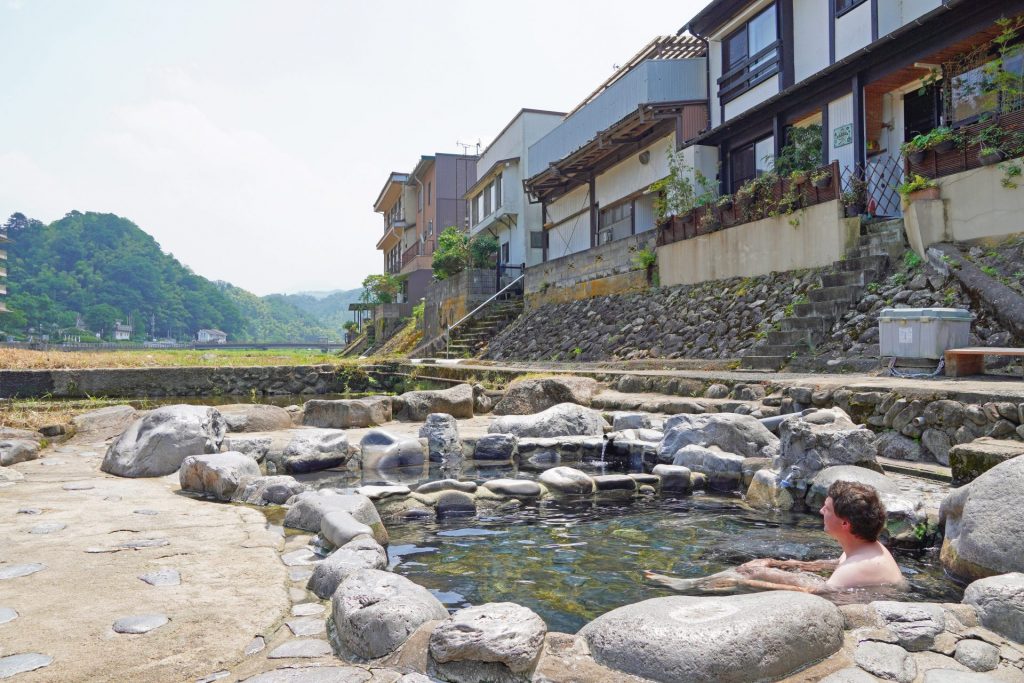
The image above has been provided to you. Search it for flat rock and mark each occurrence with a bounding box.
[244,636,266,656]
[303,396,392,429]
[482,478,543,498]
[113,614,169,634]
[291,603,325,617]
[652,464,692,493]
[354,485,411,500]
[0,563,45,580]
[489,403,605,438]
[0,607,18,624]
[855,641,916,683]
[100,405,226,478]
[394,384,474,421]
[592,474,637,492]
[963,573,1024,643]
[872,601,945,651]
[429,602,547,680]
[0,653,53,678]
[139,568,181,586]
[950,438,1024,487]
[286,617,326,637]
[267,639,333,659]
[416,479,477,494]
[29,522,66,534]
[71,405,138,435]
[578,592,844,683]
[820,667,880,682]
[538,467,595,495]
[922,671,1004,682]
[0,467,24,483]
[242,666,374,682]
[119,538,169,549]
[180,451,260,501]
[62,481,94,490]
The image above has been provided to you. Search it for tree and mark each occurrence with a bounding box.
[361,273,401,304]
[432,226,470,280]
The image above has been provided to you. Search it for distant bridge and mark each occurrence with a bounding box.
[1,341,348,352]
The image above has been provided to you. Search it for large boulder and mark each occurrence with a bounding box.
[100,405,226,478]
[359,430,425,470]
[488,403,606,439]
[419,414,461,464]
[670,445,744,491]
[307,536,387,600]
[221,435,272,464]
[429,602,547,682]
[492,376,600,415]
[231,475,306,505]
[271,429,350,474]
[0,439,41,467]
[284,491,387,545]
[941,456,1024,581]
[776,408,878,485]
[963,573,1024,643]
[578,592,844,683]
[302,396,392,429]
[332,568,449,659]
[71,405,138,437]
[473,434,518,462]
[394,384,474,422]
[658,413,778,463]
[179,451,260,501]
[217,403,293,432]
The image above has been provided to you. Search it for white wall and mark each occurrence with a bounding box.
[546,184,591,259]
[828,93,855,171]
[595,134,675,207]
[681,145,721,191]
[793,0,829,83]
[835,2,871,61]
[724,76,779,121]
[899,0,941,31]
[709,40,723,128]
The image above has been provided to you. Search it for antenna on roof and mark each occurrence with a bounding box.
[456,139,481,155]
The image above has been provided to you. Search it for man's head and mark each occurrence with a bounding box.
[820,480,887,542]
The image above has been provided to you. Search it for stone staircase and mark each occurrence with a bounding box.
[740,219,906,370]
[442,300,524,359]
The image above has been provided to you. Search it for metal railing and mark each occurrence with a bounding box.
[445,274,524,358]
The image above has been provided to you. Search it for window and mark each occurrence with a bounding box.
[729,134,774,191]
[530,231,545,249]
[500,242,510,264]
[483,182,493,216]
[719,4,779,103]
[835,0,867,17]
[471,196,480,226]
[494,172,502,208]
[428,219,433,236]
[598,201,633,244]
[427,182,432,206]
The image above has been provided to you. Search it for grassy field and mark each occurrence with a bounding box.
[0,348,356,370]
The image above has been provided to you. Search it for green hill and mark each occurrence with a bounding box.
[0,211,336,342]
[272,289,365,328]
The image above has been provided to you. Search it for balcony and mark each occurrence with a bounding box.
[402,239,435,268]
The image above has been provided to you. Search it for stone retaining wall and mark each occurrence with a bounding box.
[0,364,367,399]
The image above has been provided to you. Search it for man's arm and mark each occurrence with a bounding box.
[743,558,839,572]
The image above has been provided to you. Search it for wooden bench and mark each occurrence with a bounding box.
[944,347,1024,377]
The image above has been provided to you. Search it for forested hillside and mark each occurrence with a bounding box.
[0,211,341,342]
[273,289,363,328]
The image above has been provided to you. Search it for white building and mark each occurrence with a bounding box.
[197,329,228,344]
[113,320,132,341]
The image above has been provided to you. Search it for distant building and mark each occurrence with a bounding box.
[113,320,132,341]
[197,329,228,344]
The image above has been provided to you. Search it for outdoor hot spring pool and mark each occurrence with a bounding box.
[293,464,962,634]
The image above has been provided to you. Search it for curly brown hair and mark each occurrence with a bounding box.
[828,480,887,541]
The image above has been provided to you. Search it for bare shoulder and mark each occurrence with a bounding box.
[827,544,904,589]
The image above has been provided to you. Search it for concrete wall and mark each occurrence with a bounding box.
[834,1,871,60]
[524,230,655,308]
[905,164,1024,255]
[658,200,859,287]
[0,365,358,399]
[423,268,497,340]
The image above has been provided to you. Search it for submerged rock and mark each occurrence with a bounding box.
[100,405,226,478]
[489,403,606,438]
[578,592,844,683]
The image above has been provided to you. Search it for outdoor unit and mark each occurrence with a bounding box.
[878,308,972,359]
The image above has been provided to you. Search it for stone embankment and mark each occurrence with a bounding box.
[4,377,1024,681]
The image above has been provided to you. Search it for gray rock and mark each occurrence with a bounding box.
[0,439,41,467]
[872,601,946,651]
[777,408,878,484]
[320,510,373,549]
[941,456,1024,581]
[820,667,882,682]
[579,592,844,683]
[538,467,595,495]
[921,670,1002,682]
[0,563,45,580]
[854,641,917,683]
[242,666,375,682]
[432,490,477,517]
[704,384,730,399]
[652,464,692,492]
[332,568,449,659]
[359,430,425,471]
[277,429,350,474]
[302,396,392,428]
[671,445,744,491]
[429,602,547,681]
[307,536,387,600]
[354,485,410,500]
[612,412,653,431]
[218,403,294,432]
[954,640,1000,672]
[71,405,138,435]
[286,618,326,637]
[179,451,260,501]
[419,413,462,464]
[0,466,24,483]
[0,653,53,678]
[963,573,1024,643]
[221,435,272,463]
[493,376,600,416]
[394,384,474,421]
[244,636,265,656]
[0,607,18,624]
[112,614,169,634]
[100,405,226,478]
[877,432,924,462]
[474,434,518,462]
[489,403,606,438]
[659,412,779,462]
[267,639,333,659]
[29,522,65,534]
[482,479,543,498]
[592,474,637,493]
[923,429,954,466]
[232,475,306,506]
[284,491,387,545]
[292,603,325,617]
[416,479,477,494]
[139,568,181,586]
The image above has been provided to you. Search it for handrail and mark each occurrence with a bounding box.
[445,274,524,356]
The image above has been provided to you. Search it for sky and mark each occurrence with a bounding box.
[0,0,707,296]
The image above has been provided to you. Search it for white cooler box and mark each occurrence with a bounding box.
[878,308,972,359]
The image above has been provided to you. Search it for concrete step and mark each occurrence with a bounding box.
[767,329,812,345]
[808,285,860,303]
[782,316,831,333]
[858,231,904,247]
[758,343,808,356]
[840,255,889,273]
[739,355,788,370]
[864,219,905,236]
[794,300,853,318]
[821,269,880,288]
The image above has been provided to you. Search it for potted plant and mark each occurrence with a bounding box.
[979,146,1006,166]
[841,176,868,218]
[699,210,720,234]
[927,126,958,154]
[790,169,808,186]
[897,174,939,202]
[717,194,734,210]
[811,168,833,189]
[900,136,928,164]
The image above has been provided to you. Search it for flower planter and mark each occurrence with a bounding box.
[979,149,1005,166]
[812,174,832,190]
[908,187,940,202]
[933,140,956,154]
[844,205,864,218]
[791,173,808,186]
[908,150,927,165]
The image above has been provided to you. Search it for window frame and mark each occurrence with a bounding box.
[717,3,781,105]
[834,0,868,19]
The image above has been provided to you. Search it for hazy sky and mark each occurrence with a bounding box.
[0,0,706,295]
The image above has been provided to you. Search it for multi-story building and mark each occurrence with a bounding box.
[465,109,565,270]
[373,154,477,308]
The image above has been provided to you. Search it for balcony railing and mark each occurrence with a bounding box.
[402,239,436,268]
[907,109,1024,181]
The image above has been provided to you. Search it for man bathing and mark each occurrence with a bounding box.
[645,480,906,594]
